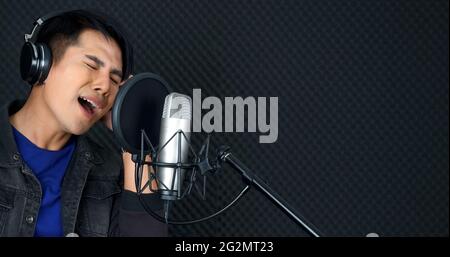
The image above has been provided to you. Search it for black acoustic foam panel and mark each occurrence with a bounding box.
[0,0,447,236]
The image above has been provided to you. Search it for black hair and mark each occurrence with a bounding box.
[35,9,133,81]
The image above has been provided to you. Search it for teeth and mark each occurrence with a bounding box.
[81,97,98,109]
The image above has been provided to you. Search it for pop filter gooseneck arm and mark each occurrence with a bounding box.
[216,145,322,237]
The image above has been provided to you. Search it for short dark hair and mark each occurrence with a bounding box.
[35,9,133,81]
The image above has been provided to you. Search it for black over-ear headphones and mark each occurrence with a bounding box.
[20,10,133,86]
[20,11,64,86]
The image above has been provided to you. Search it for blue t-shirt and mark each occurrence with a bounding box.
[12,126,76,237]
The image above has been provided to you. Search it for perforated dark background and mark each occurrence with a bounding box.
[0,0,448,236]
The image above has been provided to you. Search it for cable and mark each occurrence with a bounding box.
[137,184,251,225]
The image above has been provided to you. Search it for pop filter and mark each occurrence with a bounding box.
[112,72,171,154]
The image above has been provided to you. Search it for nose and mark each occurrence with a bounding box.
[91,73,111,96]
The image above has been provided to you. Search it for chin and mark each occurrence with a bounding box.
[69,128,89,136]
[72,129,89,135]
[66,123,94,135]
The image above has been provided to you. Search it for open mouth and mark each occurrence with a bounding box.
[78,96,98,116]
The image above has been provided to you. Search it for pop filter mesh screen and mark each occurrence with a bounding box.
[115,76,169,153]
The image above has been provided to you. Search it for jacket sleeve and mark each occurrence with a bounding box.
[109,190,169,237]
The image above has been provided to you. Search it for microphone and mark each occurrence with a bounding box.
[156,93,192,201]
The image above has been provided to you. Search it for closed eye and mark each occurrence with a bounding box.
[85,63,98,70]
[110,77,119,85]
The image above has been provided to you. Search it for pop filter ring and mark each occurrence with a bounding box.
[112,72,172,154]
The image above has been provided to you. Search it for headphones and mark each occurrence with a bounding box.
[20,11,65,86]
[20,10,132,86]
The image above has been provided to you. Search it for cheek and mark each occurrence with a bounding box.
[46,65,90,99]
[48,62,91,85]
[61,65,91,84]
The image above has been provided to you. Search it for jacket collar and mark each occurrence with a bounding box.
[0,100,26,168]
[61,132,103,235]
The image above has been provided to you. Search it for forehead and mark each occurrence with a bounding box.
[75,29,122,69]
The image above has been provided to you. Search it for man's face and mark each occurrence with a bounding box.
[40,29,123,135]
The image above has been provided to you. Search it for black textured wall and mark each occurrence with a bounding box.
[0,0,448,236]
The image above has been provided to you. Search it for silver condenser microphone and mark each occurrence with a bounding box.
[156,92,192,201]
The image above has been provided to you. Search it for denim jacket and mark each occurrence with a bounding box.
[0,100,167,237]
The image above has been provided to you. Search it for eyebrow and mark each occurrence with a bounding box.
[85,54,123,79]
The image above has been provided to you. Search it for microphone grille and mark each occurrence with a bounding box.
[162,93,192,120]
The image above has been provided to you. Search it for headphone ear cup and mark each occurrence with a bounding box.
[36,43,52,85]
[19,42,52,85]
[20,42,39,84]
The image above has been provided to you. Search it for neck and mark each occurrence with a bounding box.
[9,88,72,151]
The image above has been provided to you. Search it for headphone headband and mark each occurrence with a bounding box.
[24,11,68,43]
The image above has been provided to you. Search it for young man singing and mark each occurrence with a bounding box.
[0,9,167,237]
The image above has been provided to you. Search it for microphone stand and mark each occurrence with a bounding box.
[216,145,322,237]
